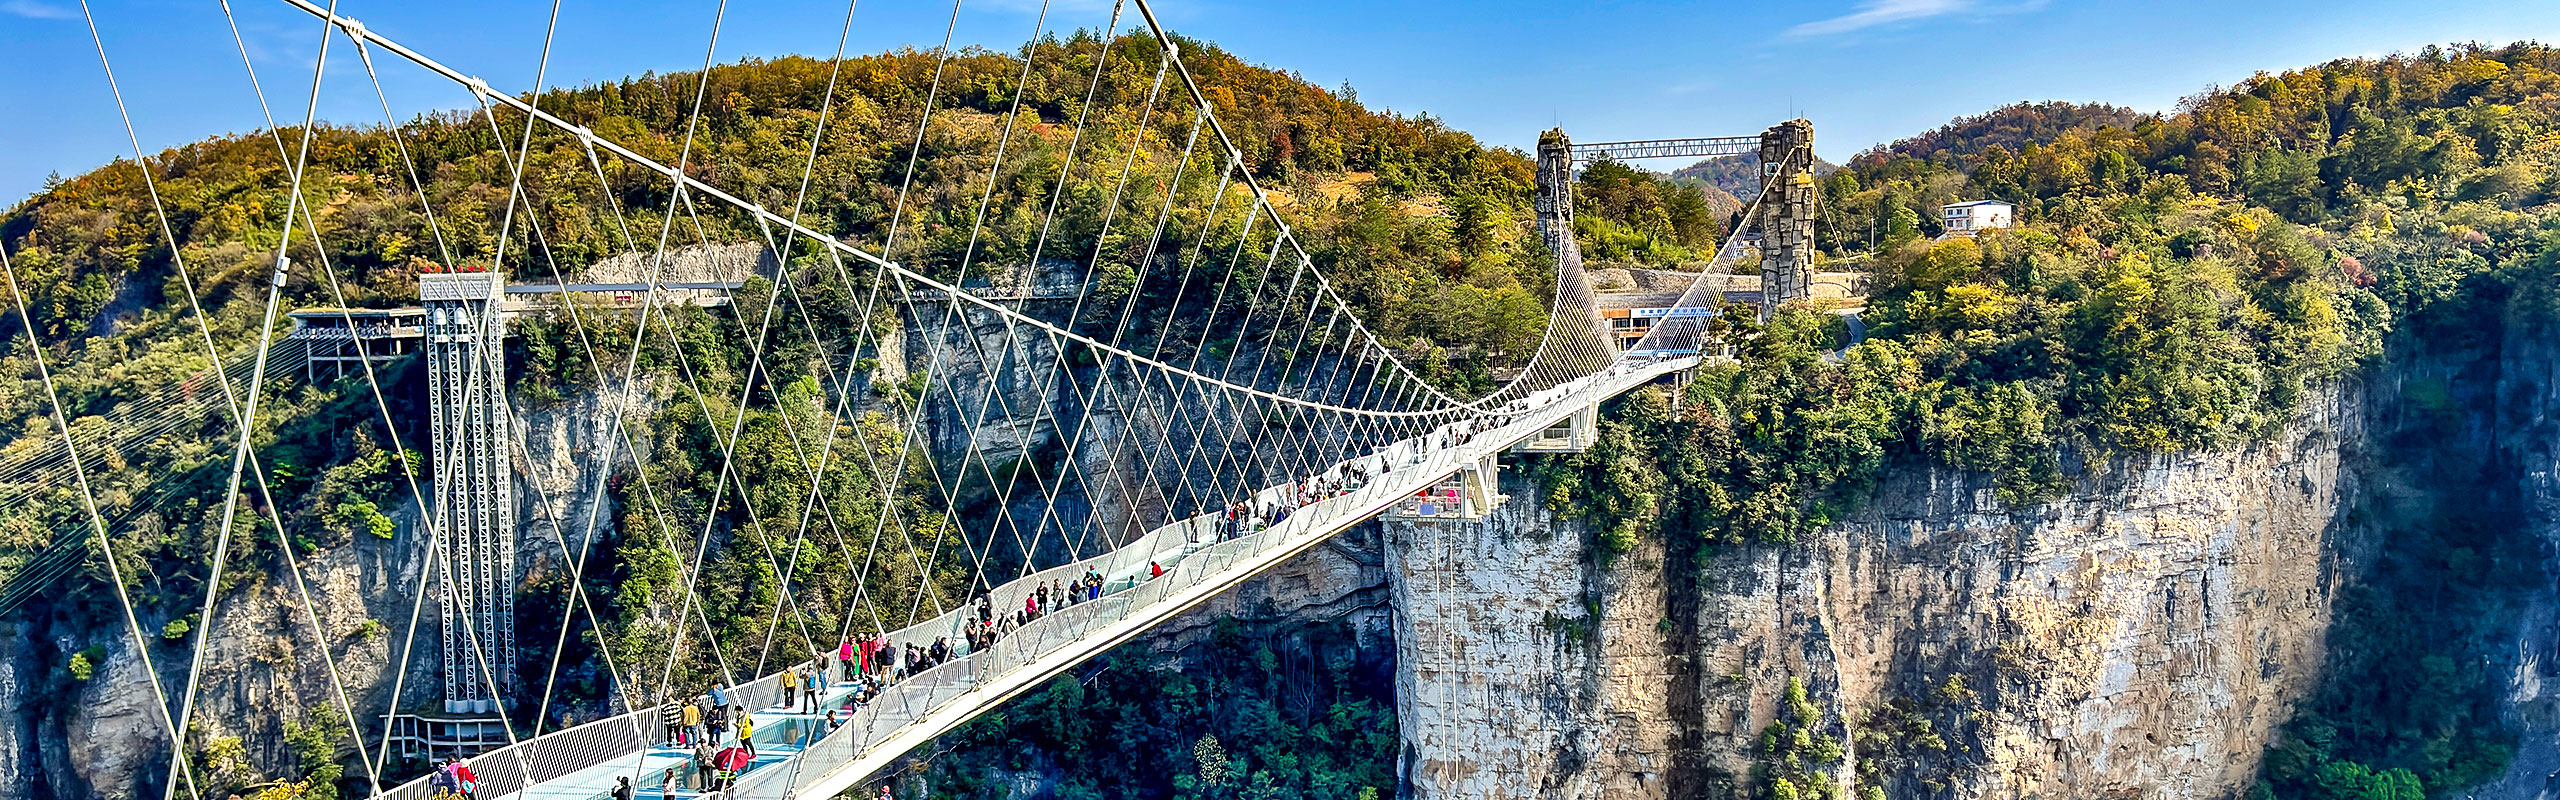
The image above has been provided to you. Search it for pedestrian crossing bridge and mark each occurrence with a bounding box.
[389,354,1694,800]
[4,1,1821,798]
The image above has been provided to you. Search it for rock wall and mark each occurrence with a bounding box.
[1386,486,1683,799]
[1390,387,2363,800]
[145,519,439,777]
[1147,522,1396,657]
[8,501,443,800]
[2479,310,2560,799]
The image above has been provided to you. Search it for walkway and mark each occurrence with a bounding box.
[384,354,1695,800]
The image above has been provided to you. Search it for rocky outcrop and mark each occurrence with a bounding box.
[30,501,440,800]
[1147,523,1396,657]
[577,243,777,287]
[1390,387,2362,800]
[1386,489,1685,799]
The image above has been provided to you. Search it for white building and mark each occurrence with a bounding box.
[1941,200,2015,237]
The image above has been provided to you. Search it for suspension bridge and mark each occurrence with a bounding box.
[4,0,1822,798]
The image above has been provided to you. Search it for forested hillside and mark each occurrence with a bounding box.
[1668,151,1839,208]
[1528,41,2560,800]
[1850,100,2148,169]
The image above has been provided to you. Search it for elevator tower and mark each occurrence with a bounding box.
[420,270,515,714]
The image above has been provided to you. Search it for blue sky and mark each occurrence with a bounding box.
[5,0,2559,206]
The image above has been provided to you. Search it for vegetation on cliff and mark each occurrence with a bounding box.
[920,619,1394,800]
[1535,40,2560,799]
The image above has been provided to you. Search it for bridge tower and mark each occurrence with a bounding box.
[1534,129,1575,258]
[1755,119,1818,305]
[420,271,516,714]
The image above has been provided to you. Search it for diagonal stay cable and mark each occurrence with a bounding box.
[474,100,758,721]
[742,0,871,678]
[0,251,202,800]
[919,0,1080,595]
[463,0,645,737]
[276,0,1472,421]
[170,3,358,798]
[213,6,529,787]
[1078,107,1217,540]
[1025,49,1176,562]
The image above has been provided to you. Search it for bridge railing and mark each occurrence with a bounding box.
[370,655,799,800]
[735,455,1430,798]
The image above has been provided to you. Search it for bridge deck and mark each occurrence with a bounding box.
[394,357,1695,800]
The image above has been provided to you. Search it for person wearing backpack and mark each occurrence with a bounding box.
[693,741,715,791]
[660,696,685,746]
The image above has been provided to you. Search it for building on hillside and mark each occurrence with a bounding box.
[1941,200,2015,238]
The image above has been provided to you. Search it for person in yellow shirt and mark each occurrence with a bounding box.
[681,700,703,746]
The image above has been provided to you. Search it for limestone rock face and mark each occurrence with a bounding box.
[2480,315,2560,798]
[1148,523,1394,654]
[912,302,1064,473]
[1390,388,2360,800]
[577,242,775,287]
[43,507,439,800]
[1386,494,1683,800]
[517,379,648,550]
[0,634,29,795]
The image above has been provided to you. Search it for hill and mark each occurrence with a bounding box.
[1802,40,2560,799]
[0,33,1590,800]
[1849,100,2149,168]
[1670,150,1843,202]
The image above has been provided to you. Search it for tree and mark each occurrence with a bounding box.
[1883,202,1923,249]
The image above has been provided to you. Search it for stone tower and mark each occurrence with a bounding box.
[1534,128,1576,257]
[1756,119,1818,305]
[420,270,515,714]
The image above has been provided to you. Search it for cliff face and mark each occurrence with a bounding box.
[1390,387,2364,800]
[1385,488,1687,798]
[0,500,441,800]
[2480,309,2560,798]
[1,246,1308,799]
[33,257,2560,800]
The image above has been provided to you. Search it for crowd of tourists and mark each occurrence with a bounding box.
[1217,466,1369,541]
[470,467,1405,799]
[427,758,478,799]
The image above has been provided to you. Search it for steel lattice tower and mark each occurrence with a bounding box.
[421,271,516,714]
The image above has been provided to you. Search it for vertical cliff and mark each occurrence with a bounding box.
[2476,306,2560,798]
[1390,387,2363,799]
[2,498,441,800]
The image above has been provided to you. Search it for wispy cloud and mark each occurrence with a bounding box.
[2,0,78,20]
[1663,80,1717,98]
[1785,0,2011,38]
